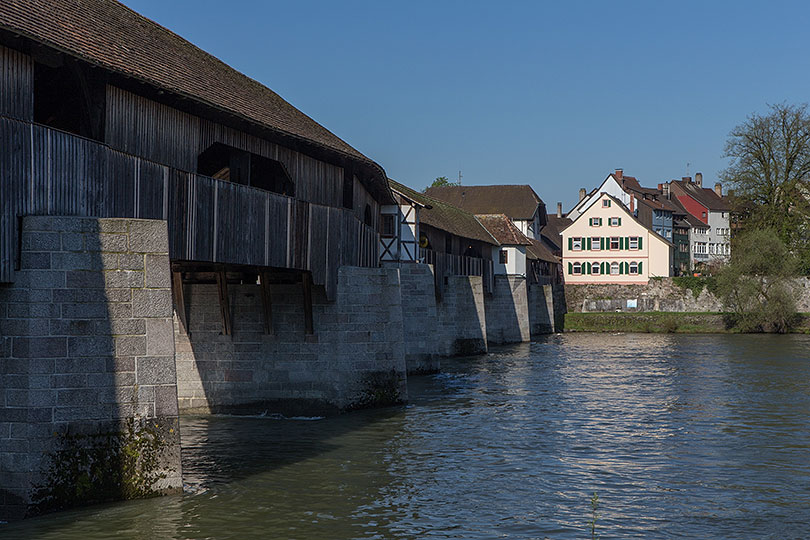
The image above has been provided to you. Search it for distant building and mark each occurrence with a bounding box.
[668,173,731,267]
[562,193,673,284]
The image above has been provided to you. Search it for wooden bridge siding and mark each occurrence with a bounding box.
[105,87,345,209]
[0,45,33,121]
[0,116,379,297]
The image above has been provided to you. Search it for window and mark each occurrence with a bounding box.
[499,250,508,264]
[629,262,639,275]
[716,228,721,235]
[603,199,611,207]
[381,214,396,238]
[591,237,601,250]
[34,60,105,141]
[629,237,639,250]
[364,204,373,226]
[572,262,582,275]
[665,230,672,238]
[198,142,295,196]
[609,217,621,226]
[572,237,583,250]
[589,217,602,226]
[610,262,620,275]
[702,211,707,219]
[591,262,601,275]
[610,237,620,250]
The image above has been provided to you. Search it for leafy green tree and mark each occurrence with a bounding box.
[714,228,800,332]
[425,176,452,191]
[722,103,810,273]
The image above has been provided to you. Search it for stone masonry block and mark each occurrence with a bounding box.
[65,270,105,289]
[68,336,114,357]
[119,253,145,271]
[104,270,144,289]
[85,233,128,252]
[21,231,60,251]
[60,232,85,251]
[155,386,179,416]
[146,319,175,356]
[132,289,172,318]
[136,356,176,386]
[145,254,171,288]
[129,221,169,253]
[114,336,147,356]
[12,337,66,358]
[98,219,129,233]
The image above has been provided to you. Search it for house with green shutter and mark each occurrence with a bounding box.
[561,193,673,284]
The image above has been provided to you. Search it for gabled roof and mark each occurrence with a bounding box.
[388,180,498,245]
[540,215,572,251]
[475,214,533,246]
[424,185,543,220]
[526,238,560,263]
[565,193,675,247]
[0,0,392,200]
[671,180,730,211]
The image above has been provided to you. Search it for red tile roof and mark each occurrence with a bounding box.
[474,214,533,246]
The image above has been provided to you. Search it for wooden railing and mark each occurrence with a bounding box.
[420,248,494,297]
[0,116,378,299]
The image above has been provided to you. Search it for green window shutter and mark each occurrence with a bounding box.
[619,237,624,250]
[568,262,572,274]
[638,261,643,274]
[601,262,607,274]
[619,261,624,274]
[568,237,573,251]
[638,236,643,249]
[586,262,591,274]
[625,236,630,250]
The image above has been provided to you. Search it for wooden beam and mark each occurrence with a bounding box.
[260,272,274,335]
[302,271,314,335]
[216,271,232,336]
[171,271,189,335]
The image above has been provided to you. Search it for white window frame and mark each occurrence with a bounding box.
[572,262,582,275]
[609,217,620,226]
[628,237,639,250]
[591,236,601,250]
[610,237,620,250]
[572,237,583,251]
[629,262,639,275]
[602,199,611,208]
[591,262,601,275]
[610,262,620,275]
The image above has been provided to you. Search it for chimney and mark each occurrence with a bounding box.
[714,182,722,197]
[662,182,670,199]
[695,172,703,187]
[614,169,623,180]
[682,176,691,183]
[579,188,586,201]
[556,202,562,218]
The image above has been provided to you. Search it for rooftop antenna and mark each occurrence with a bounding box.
[458,170,463,185]
[686,162,691,176]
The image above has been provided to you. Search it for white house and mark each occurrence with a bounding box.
[562,193,673,284]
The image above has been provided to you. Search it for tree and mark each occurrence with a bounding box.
[714,228,800,332]
[424,176,453,191]
[722,103,810,273]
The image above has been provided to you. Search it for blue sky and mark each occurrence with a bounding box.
[120,0,810,210]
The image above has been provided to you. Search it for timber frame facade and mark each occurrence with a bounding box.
[0,1,393,303]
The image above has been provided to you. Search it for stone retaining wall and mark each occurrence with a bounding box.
[0,216,181,521]
[484,276,530,344]
[174,266,407,414]
[565,277,810,313]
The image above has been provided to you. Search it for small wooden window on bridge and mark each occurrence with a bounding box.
[197,143,295,196]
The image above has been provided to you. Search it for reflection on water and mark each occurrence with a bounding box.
[3,334,810,539]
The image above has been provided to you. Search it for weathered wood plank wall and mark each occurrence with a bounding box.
[0,46,380,293]
[0,116,379,297]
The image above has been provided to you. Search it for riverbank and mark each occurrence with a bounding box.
[563,312,810,333]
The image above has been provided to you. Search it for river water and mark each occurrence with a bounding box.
[4,334,810,539]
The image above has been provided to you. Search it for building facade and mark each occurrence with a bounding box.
[562,193,673,284]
